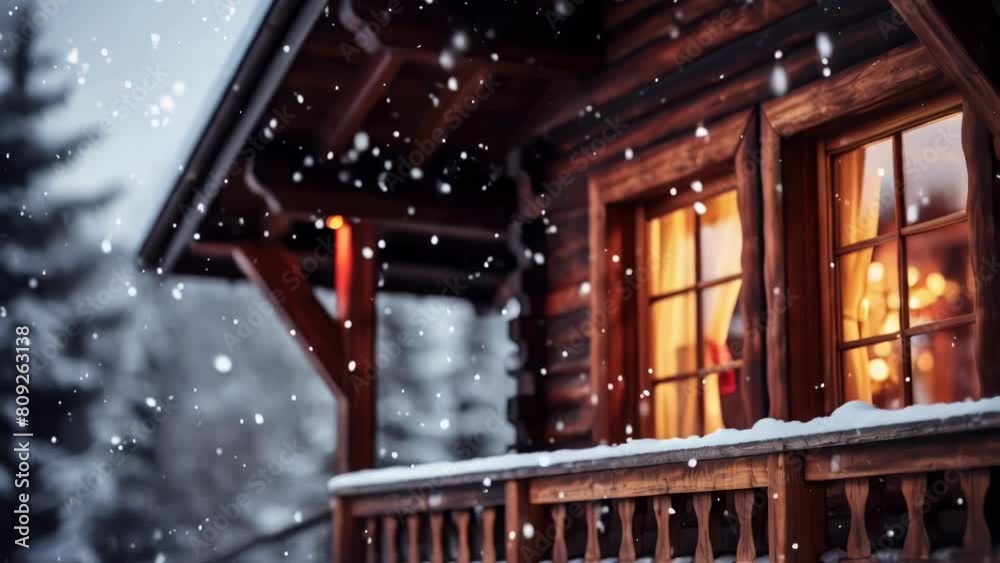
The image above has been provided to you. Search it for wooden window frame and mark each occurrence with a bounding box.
[588,109,767,443]
[819,95,975,408]
[761,41,1000,415]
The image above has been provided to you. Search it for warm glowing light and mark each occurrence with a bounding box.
[873,341,893,358]
[926,272,946,297]
[868,358,890,382]
[887,292,901,310]
[325,214,345,230]
[867,262,885,283]
[916,350,935,372]
[882,314,900,334]
[907,266,921,287]
[909,288,933,310]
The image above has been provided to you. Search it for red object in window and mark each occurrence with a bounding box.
[706,342,737,395]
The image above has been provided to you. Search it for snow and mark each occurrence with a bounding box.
[329,397,1000,493]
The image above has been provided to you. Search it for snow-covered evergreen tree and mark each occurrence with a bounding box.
[0,11,159,562]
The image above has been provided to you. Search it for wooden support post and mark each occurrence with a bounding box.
[584,501,601,563]
[454,510,471,563]
[844,478,874,562]
[430,512,445,563]
[231,243,364,472]
[768,453,825,563]
[505,480,542,563]
[482,507,497,563]
[334,220,378,471]
[333,496,361,563]
[959,469,992,560]
[407,514,420,563]
[365,517,379,563]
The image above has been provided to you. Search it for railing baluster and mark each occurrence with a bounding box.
[959,468,991,559]
[551,504,568,563]
[430,512,445,563]
[735,490,756,563]
[406,514,420,563]
[585,501,601,563]
[453,510,471,563]
[693,493,714,563]
[901,474,929,561]
[844,478,873,562]
[382,516,399,563]
[653,495,673,563]
[618,499,637,563]
[365,517,378,563]
[482,507,496,563]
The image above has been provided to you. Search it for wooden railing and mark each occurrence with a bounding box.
[330,411,1000,563]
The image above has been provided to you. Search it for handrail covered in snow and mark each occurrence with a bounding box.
[329,399,1000,563]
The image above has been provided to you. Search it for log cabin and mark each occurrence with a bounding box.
[138,0,1000,561]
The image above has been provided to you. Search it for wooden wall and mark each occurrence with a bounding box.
[528,0,921,448]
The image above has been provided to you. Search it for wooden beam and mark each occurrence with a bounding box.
[230,243,367,472]
[767,453,825,563]
[760,115,787,420]
[804,431,1000,481]
[321,49,401,152]
[888,0,1000,140]
[762,43,941,137]
[414,67,490,162]
[529,456,769,504]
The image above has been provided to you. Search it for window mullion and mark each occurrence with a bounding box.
[892,131,914,405]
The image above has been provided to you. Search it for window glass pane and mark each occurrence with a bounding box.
[902,113,967,226]
[833,138,896,247]
[842,339,904,409]
[910,324,976,404]
[700,280,744,368]
[839,242,900,343]
[654,379,701,438]
[905,221,974,327]
[698,190,742,282]
[650,293,698,377]
[647,207,695,295]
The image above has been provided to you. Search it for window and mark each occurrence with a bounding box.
[639,174,744,438]
[825,110,977,409]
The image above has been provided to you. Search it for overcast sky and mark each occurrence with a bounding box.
[8,0,270,250]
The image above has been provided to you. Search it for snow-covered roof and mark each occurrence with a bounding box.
[329,397,1000,495]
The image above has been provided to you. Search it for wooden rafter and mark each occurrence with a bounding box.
[320,49,401,153]
[414,66,490,162]
[888,0,1000,141]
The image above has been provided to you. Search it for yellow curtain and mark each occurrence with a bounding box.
[838,146,884,403]
[698,192,742,434]
[648,209,698,438]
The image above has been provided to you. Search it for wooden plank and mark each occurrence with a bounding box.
[606,0,730,62]
[762,43,941,137]
[962,102,1000,398]
[587,178,610,447]
[804,431,1000,481]
[321,49,401,152]
[888,0,1000,140]
[591,110,751,204]
[529,456,769,504]
[351,485,506,517]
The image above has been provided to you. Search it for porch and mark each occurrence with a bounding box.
[329,400,1000,563]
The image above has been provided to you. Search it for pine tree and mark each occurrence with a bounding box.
[0,8,146,562]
